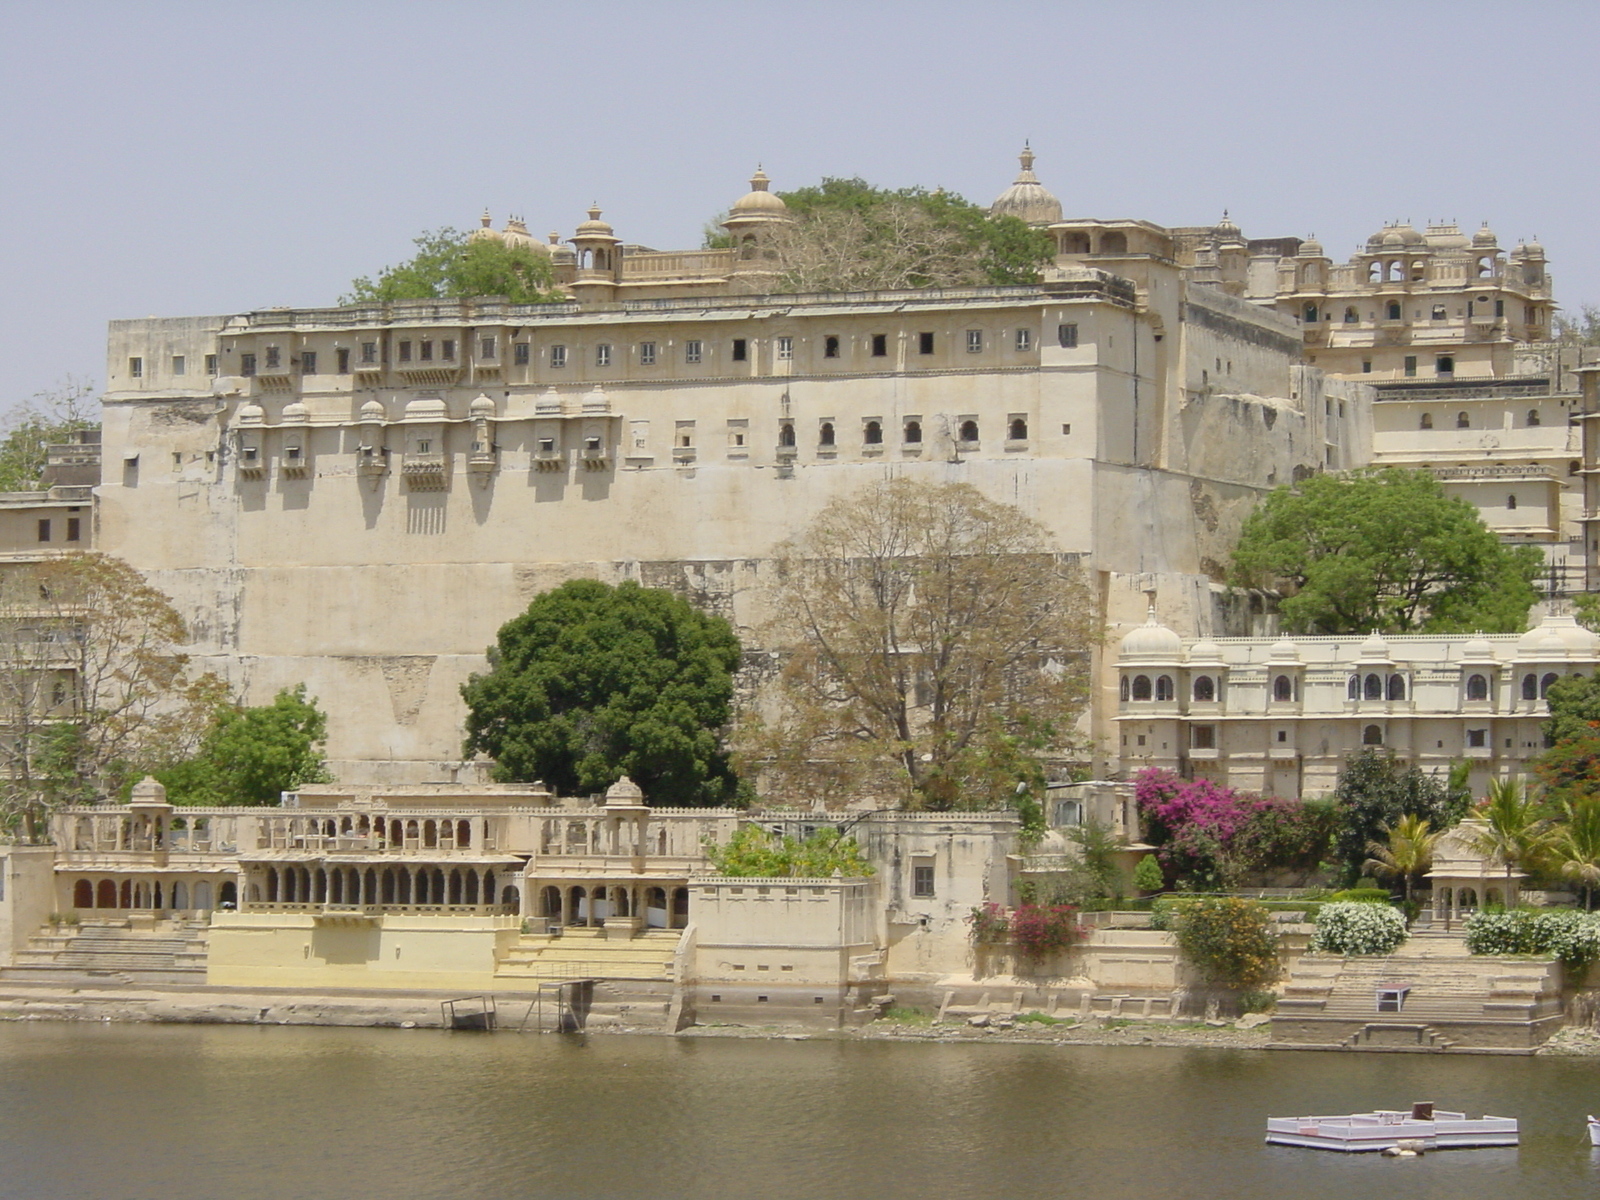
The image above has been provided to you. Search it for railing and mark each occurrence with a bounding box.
[243,901,518,917]
[1431,464,1559,481]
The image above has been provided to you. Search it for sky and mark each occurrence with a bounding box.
[1,0,1596,413]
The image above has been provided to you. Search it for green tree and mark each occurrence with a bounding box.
[1230,468,1542,634]
[344,227,564,304]
[158,685,332,807]
[739,479,1099,811]
[758,177,1055,292]
[1548,794,1600,909]
[1171,897,1281,989]
[461,579,742,806]
[1543,673,1600,746]
[704,825,874,877]
[0,379,96,493]
[1536,735,1600,805]
[1133,853,1165,894]
[1468,778,1551,897]
[1329,749,1470,885]
[1362,814,1442,903]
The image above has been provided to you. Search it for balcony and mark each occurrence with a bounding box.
[280,447,310,479]
[534,445,565,472]
[581,443,611,471]
[401,453,448,491]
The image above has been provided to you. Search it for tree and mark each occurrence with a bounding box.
[156,685,332,807]
[1555,303,1600,347]
[1329,749,1470,885]
[755,178,1055,293]
[0,553,222,840]
[461,579,743,806]
[741,479,1098,810]
[1362,814,1442,903]
[1170,897,1281,990]
[343,227,565,305]
[1543,673,1600,746]
[703,825,873,877]
[1549,795,1600,910]
[1468,778,1551,898]
[0,378,97,493]
[1229,468,1543,635]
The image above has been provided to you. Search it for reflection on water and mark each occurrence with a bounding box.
[2,1023,1599,1200]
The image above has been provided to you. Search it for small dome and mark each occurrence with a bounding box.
[1118,605,1182,660]
[1297,236,1324,258]
[501,215,536,250]
[1424,222,1469,250]
[1214,210,1244,245]
[1267,637,1299,662]
[1472,223,1499,248]
[403,396,447,421]
[1358,630,1392,660]
[1187,638,1224,663]
[468,209,501,243]
[1461,634,1495,660]
[604,775,645,806]
[1517,619,1567,659]
[1521,614,1597,657]
[360,398,387,421]
[281,400,310,423]
[1393,223,1425,246]
[469,393,495,417]
[129,776,169,806]
[236,402,265,425]
[730,167,788,215]
[574,205,615,238]
[1381,228,1406,248]
[989,144,1062,226]
[1525,237,1545,258]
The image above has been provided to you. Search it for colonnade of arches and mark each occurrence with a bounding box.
[536,883,689,929]
[1432,884,1508,924]
[261,814,487,852]
[248,863,516,912]
[70,877,235,911]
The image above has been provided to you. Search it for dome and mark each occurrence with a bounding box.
[1297,236,1324,258]
[359,398,387,421]
[574,205,615,238]
[1267,637,1299,662]
[1520,614,1596,658]
[1461,634,1495,661]
[129,776,169,807]
[1213,210,1244,245]
[1187,638,1224,663]
[1393,223,1425,246]
[501,216,536,251]
[281,400,309,423]
[989,144,1062,226]
[1525,237,1545,258]
[1472,223,1499,248]
[468,209,501,243]
[469,393,496,417]
[403,396,447,421]
[1118,605,1182,660]
[1358,630,1392,661]
[1517,619,1567,659]
[730,167,788,215]
[604,775,645,806]
[1424,222,1469,250]
[236,402,265,425]
[1381,229,1406,248]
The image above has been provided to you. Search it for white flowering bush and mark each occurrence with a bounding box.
[1466,909,1600,970]
[1310,901,1407,955]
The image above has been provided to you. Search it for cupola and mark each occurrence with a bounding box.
[989,143,1063,227]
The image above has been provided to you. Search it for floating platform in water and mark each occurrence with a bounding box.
[1266,1102,1518,1152]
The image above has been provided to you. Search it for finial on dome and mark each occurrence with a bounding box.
[749,166,771,192]
[480,209,492,228]
[1019,141,1035,173]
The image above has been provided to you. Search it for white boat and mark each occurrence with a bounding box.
[1588,1115,1599,1147]
[1266,1103,1518,1152]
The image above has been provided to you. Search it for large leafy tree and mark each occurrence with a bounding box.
[1230,468,1542,635]
[0,379,97,492]
[461,580,743,806]
[736,177,1055,292]
[156,685,332,807]
[741,479,1099,811]
[1329,749,1470,885]
[344,227,565,304]
[1362,814,1443,902]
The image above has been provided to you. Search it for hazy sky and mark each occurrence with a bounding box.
[2,0,1596,412]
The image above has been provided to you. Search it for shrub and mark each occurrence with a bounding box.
[1328,888,1393,904]
[1310,901,1408,955]
[1133,854,1165,894]
[1009,904,1082,961]
[1238,990,1278,1014]
[1465,908,1600,971]
[967,902,1010,945]
[1169,897,1281,988]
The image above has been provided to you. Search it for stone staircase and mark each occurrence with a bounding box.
[493,928,684,1030]
[0,918,211,988]
[1272,934,1564,1052]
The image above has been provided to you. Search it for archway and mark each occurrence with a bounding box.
[172,881,188,911]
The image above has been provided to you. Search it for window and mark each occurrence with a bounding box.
[480,336,496,359]
[1387,302,1402,321]
[1507,494,1518,510]
[864,421,883,445]
[958,420,979,444]
[1015,328,1033,351]
[265,346,280,370]
[241,353,256,377]
[1365,673,1383,701]
[1436,355,1454,376]
[778,422,795,448]
[1008,417,1028,441]
[776,336,792,360]
[1467,674,1489,701]
[1456,412,1470,428]
[819,421,835,447]
[1131,675,1152,701]
[513,342,530,366]
[129,356,143,378]
[66,517,80,542]
[596,344,612,367]
[301,351,317,375]
[1403,355,1417,377]
[1276,730,1289,743]
[966,329,983,353]
[1362,360,1372,374]
[1420,413,1433,429]
[551,345,567,368]
[1387,675,1406,701]
[336,348,350,374]
[441,339,455,360]
[918,332,934,354]
[1303,303,1319,323]
[1541,672,1559,698]
[824,335,840,358]
[638,341,656,366]
[205,353,218,375]
[361,341,378,365]
[1363,725,1384,745]
[1344,306,1359,324]
[1120,677,1130,702]
[171,355,186,376]
[732,338,747,362]
[1527,409,1541,427]
[1192,675,1215,702]
[1432,305,1447,321]
[676,422,694,449]
[36,519,50,543]
[1273,675,1293,702]
[911,863,935,898]
[419,340,433,362]
[415,439,431,455]
[1495,299,1505,318]
[398,340,412,363]
[1155,676,1174,701]
[871,334,888,357]
[1050,322,1078,350]
[904,420,922,444]
[1523,673,1538,700]
[1467,728,1488,749]
[1348,674,1360,700]
[1190,725,1216,751]
[685,341,702,364]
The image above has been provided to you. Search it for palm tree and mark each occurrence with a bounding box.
[1364,814,1442,903]
[1549,794,1600,911]
[1468,778,1551,906]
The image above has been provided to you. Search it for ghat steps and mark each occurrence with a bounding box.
[495,928,682,983]
[0,919,210,987]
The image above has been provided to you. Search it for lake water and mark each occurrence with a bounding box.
[2,1023,1599,1199]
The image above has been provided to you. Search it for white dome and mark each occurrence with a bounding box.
[730,168,788,215]
[1358,631,1391,660]
[1267,637,1299,662]
[1461,634,1495,660]
[604,775,645,806]
[1187,638,1224,663]
[360,398,387,421]
[469,393,496,417]
[989,145,1062,227]
[1518,614,1594,659]
[1118,607,1182,660]
[404,396,448,421]
[236,402,265,425]
[281,401,310,423]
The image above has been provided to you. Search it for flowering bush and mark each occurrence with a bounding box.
[1008,904,1081,962]
[1170,897,1280,988]
[1310,901,1407,955]
[1465,909,1600,971]
[967,902,1009,945]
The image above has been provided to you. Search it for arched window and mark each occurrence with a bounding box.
[1456,412,1470,428]
[819,421,835,447]
[1526,409,1541,427]
[1347,674,1360,700]
[1387,675,1406,701]
[778,423,795,447]
[1467,674,1489,701]
[1009,417,1028,441]
[1273,675,1293,702]
[1304,303,1319,323]
[864,420,882,445]
[1507,494,1517,510]
[1420,413,1433,429]
[1363,724,1384,745]
[1119,676,1130,702]
[1193,675,1215,702]
[904,420,922,444]
[1364,673,1383,700]
[1155,676,1174,701]
[1344,306,1359,324]
[959,419,980,443]
[1541,672,1559,698]
[1523,673,1538,700]
[1131,675,1152,701]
